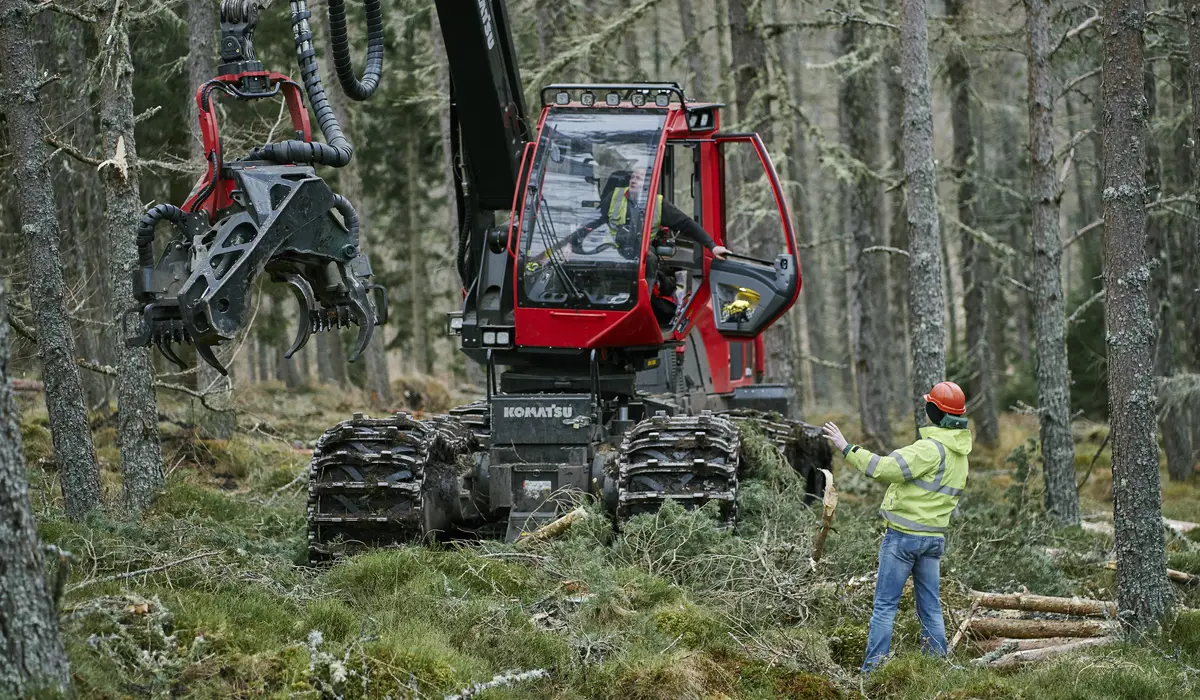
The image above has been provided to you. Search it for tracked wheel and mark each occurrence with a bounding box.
[616,410,741,523]
[306,412,477,563]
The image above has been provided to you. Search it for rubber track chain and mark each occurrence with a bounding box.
[448,400,490,443]
[616,410,741,523]
[307,412,431,562]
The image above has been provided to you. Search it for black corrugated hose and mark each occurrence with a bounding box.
[137,204,187,268]
[328,0,383,101]
[332,194,360,247]
[250,0,383,167]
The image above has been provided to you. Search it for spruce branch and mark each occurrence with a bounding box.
[32,1,97,23]
[45,135,101,166]
[1051,7,1100,56]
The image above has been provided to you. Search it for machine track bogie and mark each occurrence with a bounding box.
[307,412,476,562]
[616,411,741,521]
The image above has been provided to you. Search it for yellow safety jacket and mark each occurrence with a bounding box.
[843,425,972,536]
[608,187,662,231]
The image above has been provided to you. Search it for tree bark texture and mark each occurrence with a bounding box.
[95,0,165,511]
[1187,0,1200,369]
[677,0,706,97]
[839,21,888,448]
[948,0,999,448]
[727,0,769,138]
[900,0,947,435]
[786,45,817,411]
[188,0,234,438]
[1102,0,1170,630]
[320,6,392,404]
[1143,62,1192,482]
[1026,0,1080,525]
[0,0,101,521]
[885,43,912,419]
[0,257,71,696]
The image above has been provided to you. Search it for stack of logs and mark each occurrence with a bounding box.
[950,590,1119,669]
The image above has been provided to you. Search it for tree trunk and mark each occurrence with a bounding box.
[900,0,947,435]
[0,0,102,521]
[619,0,642,77]
[786,43,817,411]
[885,42,912,420]
[1102,0,1170,630]
[187,0,234,439]
[1026,0,1080,524]
[94,0,165,512]
[1143,61,1192,482]
[948,0,999,448]
[967,617,1112,640]
[0,263,71,698]
[1187,0,1200,368]
[727,0,769,138]
[839,18,888,448]
[321,2,391,404]
[678,0,706,96]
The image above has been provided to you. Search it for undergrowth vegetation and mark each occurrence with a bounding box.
[18,387,1200,699]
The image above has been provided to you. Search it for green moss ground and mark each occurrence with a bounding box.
[21,391,1200,699]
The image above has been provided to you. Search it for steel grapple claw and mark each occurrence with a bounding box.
[124,163,385,372]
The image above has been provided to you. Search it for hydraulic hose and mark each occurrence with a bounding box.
[251,0,356,167]
[332,193,360,248]
[327,0,384,101]
[137,204,187,268]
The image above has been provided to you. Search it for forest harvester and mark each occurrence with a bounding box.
[124,0,832,561]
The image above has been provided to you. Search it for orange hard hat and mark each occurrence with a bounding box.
[924,381,966,415]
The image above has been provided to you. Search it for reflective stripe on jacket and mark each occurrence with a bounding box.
[843,425,972,536]
[608,188,663,230]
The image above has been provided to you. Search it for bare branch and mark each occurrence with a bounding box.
[138,158,194,174]
[1062,218,1103,250]
[1051,9,1100,56]
[45,135,101,166]
[946,215,1019,258]
[861,245,910,257]
[1063,194,1195,250]
[76,359,236,413]
[66,551,219,593]
[134,105,162,124]
[32,1,97,23]
[799,354,850,370]
[1067,289,1105,324]
[6,313,37,343]
[35,73,61,92]
[1003,276,1033,293]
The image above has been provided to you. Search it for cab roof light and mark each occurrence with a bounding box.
[580,91,596,106]
[654,92,670,107]
[630,92,646,107]
[554,90,570,105]
[605,92,621,106]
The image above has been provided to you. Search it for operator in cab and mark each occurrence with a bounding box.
[571,168,732,325]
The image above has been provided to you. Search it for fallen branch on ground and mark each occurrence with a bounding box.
[67,551,219,593]
[974,636,1097,653]
[1077,432,1111,489]
[809,469,837,566]
[948,599,980,654]
[444,668,549,700]
[516,507,587,545]
[969,590,1117,618]
[984,636,1114,669]
[967,617,1113,639]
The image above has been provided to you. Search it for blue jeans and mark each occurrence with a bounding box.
[862,528,947,672]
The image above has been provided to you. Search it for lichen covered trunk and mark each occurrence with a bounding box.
[0,253,70,695]
[1026,0,1079,524]
[1102,0,1170,629]
[0,0,101,521]
[95,0,165,511]
[900,0,946,435]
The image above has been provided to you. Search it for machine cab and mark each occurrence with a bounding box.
[509,84,801,354]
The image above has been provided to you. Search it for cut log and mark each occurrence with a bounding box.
[985,636,1115,669]
[967,617,1112,639]
[516,506,588,545]
[969,590,1117,617]
[974,636,1091,653]
[810,469,838,565]
[11,379,43,392]
[1164,518,1200,535]
[1080,520,1114,536]
[1102,560,1197,585]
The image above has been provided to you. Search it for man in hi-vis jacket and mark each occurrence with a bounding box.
[822,381,972,672]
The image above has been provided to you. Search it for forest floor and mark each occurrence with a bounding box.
[17,380,1200,700]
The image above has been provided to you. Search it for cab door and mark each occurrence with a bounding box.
[708,133,801,337]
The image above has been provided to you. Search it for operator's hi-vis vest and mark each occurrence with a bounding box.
[608,187,662,231]
[844,425,972,536]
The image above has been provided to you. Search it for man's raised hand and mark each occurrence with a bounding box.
[822,422,848,452]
